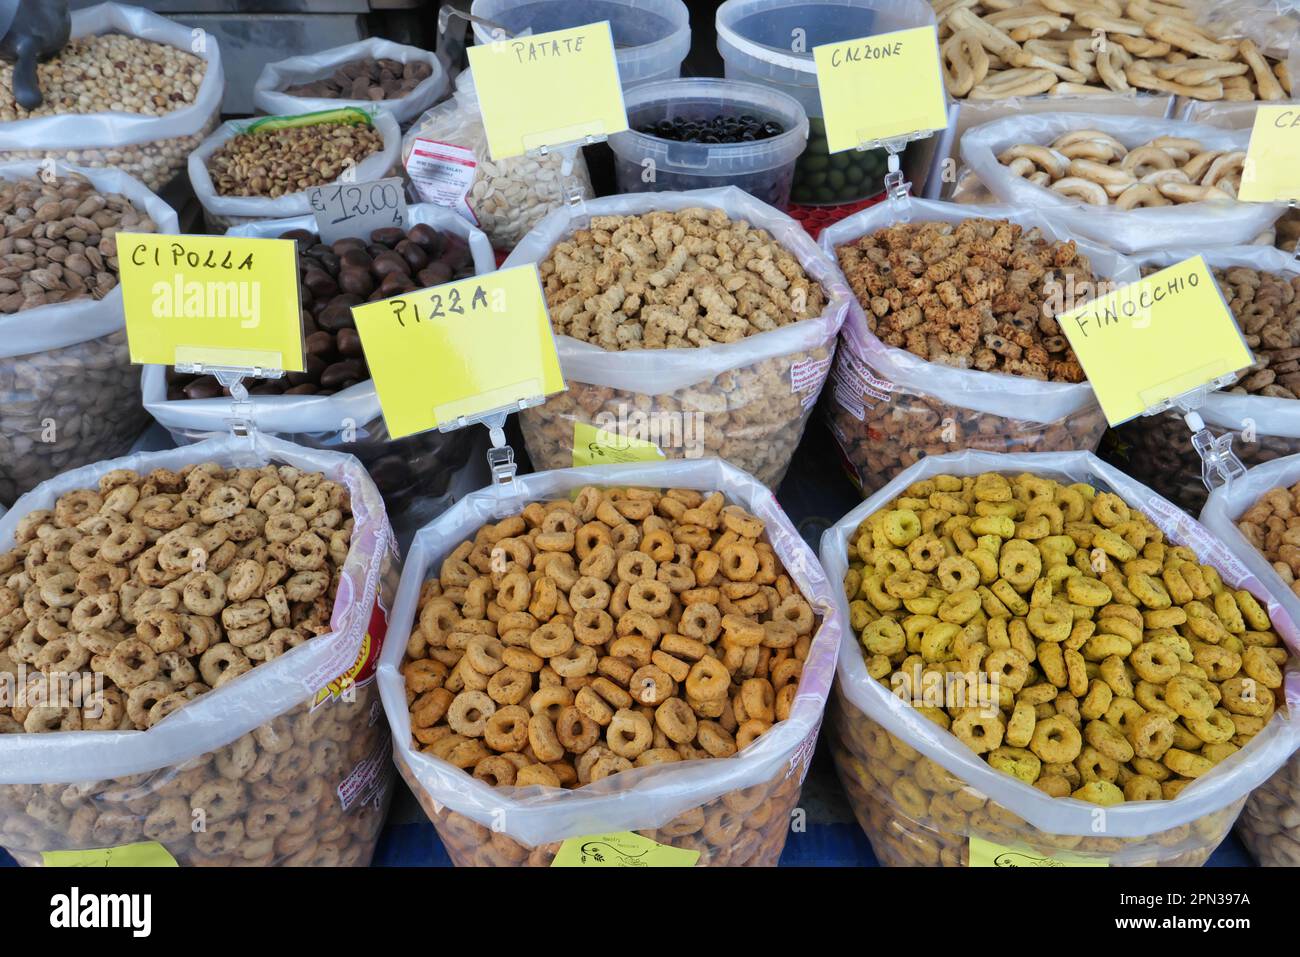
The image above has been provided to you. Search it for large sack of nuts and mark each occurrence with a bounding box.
[0,433,398,867]
[189,107,403,231]
[141,205,494,525]
[511,187,851,490]
[376,459,842,865]
[820,449,1300,866]
[960,114,1285,255]
[0,2,224,193]
[0,161,178,508]
[253,39,448,129]
[1104,245,1300,515]
[821,200,1135,497]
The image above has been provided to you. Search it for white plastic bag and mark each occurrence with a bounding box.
[0,2,224,193]
[820,448,1300,865]
[960,113,1286,254]
[253,39,448,129]
[376,458,842,860]
[0,160,179,506]
[510,186,851,489]
[0,433,398,867]
[189,109,403,231]
[1104,245,1300,515]
[820,198,1132,496]
[141,204,495,518]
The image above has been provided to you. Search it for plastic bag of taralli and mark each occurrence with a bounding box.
[821,199,1133,497]
[376,458,842,866]
[959,113,1285,255]
[820,448,1300,867]
[189,108,402,232]
[511,186,852,490]
[1103,245,1300,516]
[0,433,399,866]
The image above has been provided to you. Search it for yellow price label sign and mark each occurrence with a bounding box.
[118,233,305,372]
[1056,256,1253,426]
[813,25,949,154]
[969,836,1107,868]
[42,841,179,868]
[551,832,699,867]
[352,264,566,440]
[466,22,628,160]
[1239,105,1300,204]
[572,421,667,468]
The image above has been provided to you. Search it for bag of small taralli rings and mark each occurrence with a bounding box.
[376,458,842,866]
[510,186,852,490]
[819,199,1136,498]
[819,449,1300,867]
[0,434,398,866]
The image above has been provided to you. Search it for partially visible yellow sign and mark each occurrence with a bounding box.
[551,831,699,867]
[466,22,629,160]
[42,841,179,868]
[572,421,667,468]
[1056,256,1253,426]
[1239,105,1300,203]
[814,25,949,154]
[118,233,305,372]
[970,836,1108,868]
[351,264,565,440]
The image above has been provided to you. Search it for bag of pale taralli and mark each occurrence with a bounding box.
[510,187,851,490]
[376,459,841,866]
[820,199,1133,497]
[0,434,397,867]
[820,449,1300,867]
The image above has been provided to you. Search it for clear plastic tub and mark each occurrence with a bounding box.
[608,78,808,210]
[715,0,934,205]
[470,0,690,87]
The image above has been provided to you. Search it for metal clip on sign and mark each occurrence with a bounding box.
[1141,374,1246,494]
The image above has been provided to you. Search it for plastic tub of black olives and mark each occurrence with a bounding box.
[608,78,808,210]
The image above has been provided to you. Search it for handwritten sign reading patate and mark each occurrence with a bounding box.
[1239,105,1300,204]
[466,22,628,160]
[118,234,305,372]
[1056,256,1253,426]
[813,25,949,154]
[351,264,565,439]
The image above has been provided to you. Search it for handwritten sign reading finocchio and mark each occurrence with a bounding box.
[118,233,305,372]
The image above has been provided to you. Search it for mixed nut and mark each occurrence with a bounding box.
[282,57,434,102]
[207,118,385,199]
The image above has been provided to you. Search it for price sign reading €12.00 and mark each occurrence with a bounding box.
[117,233,305,372]
[1055,256,1254,426]
[351,264,566,439]
[466,22,628,161]
[813,25,949,154]
[308,177,408,246]
[1238,105,1300,204]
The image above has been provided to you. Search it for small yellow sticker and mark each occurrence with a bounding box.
[572,421,667,468]
[1239,105,1300,204]
[352,264,566,440]
[813,25,949,154]
[466,23,629,161]
[970,836,1108,868]
[1055,256,1253,426]
[118,233,305,372]
[551,832,699,867]
[42,841,179,868]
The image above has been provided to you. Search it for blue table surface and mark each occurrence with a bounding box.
[0,423,1263,868]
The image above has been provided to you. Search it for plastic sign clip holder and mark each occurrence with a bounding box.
[1145,377,1246,494]
[173,359,285,464]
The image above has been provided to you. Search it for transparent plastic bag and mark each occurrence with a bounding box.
[376,458,842,862]
[0,161,179,506]
[0,3,224,193]
[819,448,1300,865]
[189,109,403,231]
[254,38,448,129]
[401,70,594,253]
[509,186,851,490]
[959,113,1285,255]
[820,199,1131,496]
[0,433,398,867]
